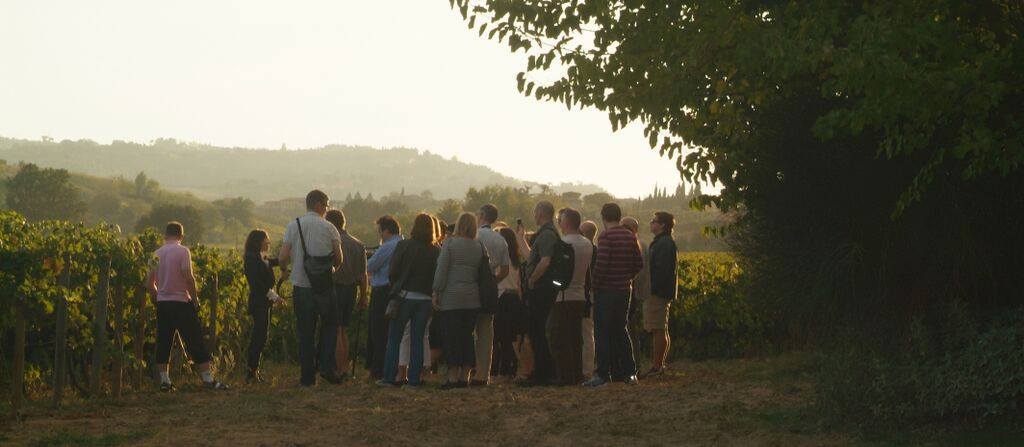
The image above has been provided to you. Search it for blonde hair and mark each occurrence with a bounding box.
[455,212,478,239]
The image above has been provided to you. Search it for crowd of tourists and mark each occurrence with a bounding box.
[146,189,678,390]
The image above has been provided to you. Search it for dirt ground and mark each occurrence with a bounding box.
[0,355,854,446]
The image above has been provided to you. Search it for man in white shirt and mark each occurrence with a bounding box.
[279,190,344,387]
[551,208,593,385]
[473,204,511,385]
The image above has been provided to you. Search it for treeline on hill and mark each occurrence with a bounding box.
[454,0,1024,431]
[0,137,604,203]
[0,159,727,252]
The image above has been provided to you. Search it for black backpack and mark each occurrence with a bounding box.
[538,226,575,292]
[295,218,335,293]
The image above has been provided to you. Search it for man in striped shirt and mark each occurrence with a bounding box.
[583,203,644,387]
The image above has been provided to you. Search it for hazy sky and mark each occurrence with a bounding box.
[0,1,687,198]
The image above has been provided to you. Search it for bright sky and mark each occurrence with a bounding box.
[0,1,686,198]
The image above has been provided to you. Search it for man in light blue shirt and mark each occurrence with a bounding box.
[366,215,403,379]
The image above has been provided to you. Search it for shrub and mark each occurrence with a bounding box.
[818,306,1024,429]
[668,253,768,359]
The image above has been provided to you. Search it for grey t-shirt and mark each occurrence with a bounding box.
[283,212,341,288]
[478,226,511,272]
[560,233,594,302]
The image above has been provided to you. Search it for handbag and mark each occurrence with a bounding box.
[295,218,335,293]
[385,241,416,319]
[477,241,499,315]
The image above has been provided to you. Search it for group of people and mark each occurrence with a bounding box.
[146,188,678,390]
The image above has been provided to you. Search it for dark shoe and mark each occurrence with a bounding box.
[623,375,639,385]
[160,382,176,392]
[406,381,424,388]
[202,380,230,390]
[320,373,343,385]
[439,381,460,390]
[455,381,469,388]
[375,379,401,387]
[470,379,488,387]
[582,376,609,388]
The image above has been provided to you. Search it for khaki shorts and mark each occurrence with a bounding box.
[642,296,671,332]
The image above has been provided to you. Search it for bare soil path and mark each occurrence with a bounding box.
[0,355,856,446]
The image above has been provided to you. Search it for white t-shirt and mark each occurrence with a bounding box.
[283,212,341,288]
[560,234,594,302]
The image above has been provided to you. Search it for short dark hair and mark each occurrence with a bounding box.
[165,221,184,237]
[600,203,622,223]
[244,229,269,254]
[536,201,555,219]
[376,215,401,235]
[654,211,675,232]
[325,209,346,231]
[558,207,582,231]
[479,204,498,224]
[305,190,329,210]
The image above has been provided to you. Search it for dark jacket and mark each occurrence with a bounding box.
[648,233,678,300]
[244,251,277,312]
[390,239,440,296]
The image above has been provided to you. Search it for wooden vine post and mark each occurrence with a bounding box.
[89,255,111,397]
[132,286,147,389]
[52,256,72,408]
[11,300,27,415]
[207,275,220,354]
[111,285,126,398]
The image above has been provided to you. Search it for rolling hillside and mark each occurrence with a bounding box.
[0,137,603,202]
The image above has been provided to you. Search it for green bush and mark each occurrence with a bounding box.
[818,306,1024,429]
[669,253,768,359]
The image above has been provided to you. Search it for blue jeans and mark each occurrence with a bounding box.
[593,290,637,380]
[293,286,338,385]
[382,299,433,384]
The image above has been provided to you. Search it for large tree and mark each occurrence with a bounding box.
[135,203,205,243]
[451,0,1022,213]
[450,1,1024,343]
[5,163,88,222]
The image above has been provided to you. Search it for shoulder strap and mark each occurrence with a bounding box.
[295,218,310,261]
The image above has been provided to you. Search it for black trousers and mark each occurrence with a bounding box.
[526,285,556,381]
[155,301,211,365]
[367,285,391,378]
[441,309,478,368]
[293,286,338,385]
[247,303,271,370]
[491,291,522,377]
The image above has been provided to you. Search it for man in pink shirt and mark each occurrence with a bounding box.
[146,222,228,391]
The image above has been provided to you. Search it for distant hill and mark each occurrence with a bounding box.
[0,137,604,202]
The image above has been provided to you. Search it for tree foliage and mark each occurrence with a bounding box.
[134,203,205,243]
[451,0,1022,214]
[5,163,88,223]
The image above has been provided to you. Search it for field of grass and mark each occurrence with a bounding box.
[3,353,1018,446]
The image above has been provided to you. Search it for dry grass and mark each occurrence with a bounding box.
[1,355,850,446]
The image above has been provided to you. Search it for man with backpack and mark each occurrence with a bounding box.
[551,208,592,385]
[584,203,644,388]
[522,200,560,385]
[279,190,344,387]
